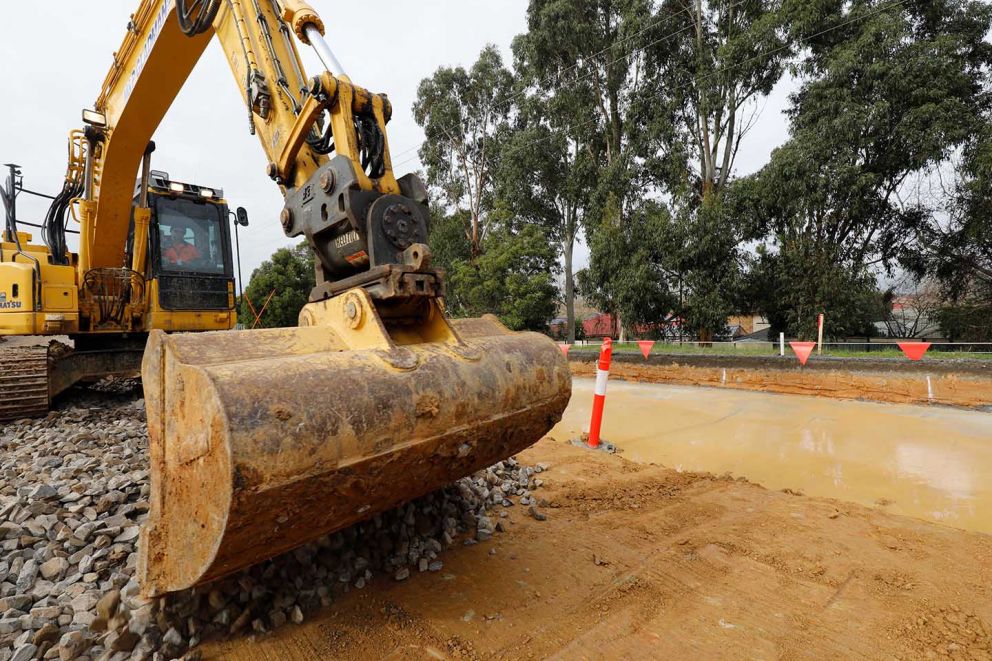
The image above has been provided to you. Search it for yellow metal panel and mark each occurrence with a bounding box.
[0,312,38,335]
[0,262,35,320]
[1,233,48,253]
[43,286,76,311]
[1,239,80,335]
[0,311,80,336]
[40,312,79,334]
[40,262,76,286]
[147,309,236,332]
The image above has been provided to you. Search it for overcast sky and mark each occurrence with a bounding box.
[0,1,795,291]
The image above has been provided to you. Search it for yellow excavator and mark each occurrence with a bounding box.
[1,159,241,419]
[0,0,571,596]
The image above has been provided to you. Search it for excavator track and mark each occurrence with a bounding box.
[0,345,51,421]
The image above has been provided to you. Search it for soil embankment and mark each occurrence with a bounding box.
[569,352,992,408]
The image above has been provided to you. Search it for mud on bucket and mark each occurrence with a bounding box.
[137,298,570,596]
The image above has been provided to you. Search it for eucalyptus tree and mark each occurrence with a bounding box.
[519,0,665,337]
[413,45,515,258]
[643,0,789,202]
[739,0,992,337]
[637,0,790,340]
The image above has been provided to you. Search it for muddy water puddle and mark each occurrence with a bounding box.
[551,379,992,534]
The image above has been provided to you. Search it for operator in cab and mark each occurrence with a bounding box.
[163,223,201,267]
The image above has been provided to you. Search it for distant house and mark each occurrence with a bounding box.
[727,315,770,338]
[582,313,616,339]
[548,317,568,340]
[877,294,944,339]
[579,313,683,341]
[549,313,621,340]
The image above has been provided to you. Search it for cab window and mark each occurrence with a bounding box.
[156,197,227,275]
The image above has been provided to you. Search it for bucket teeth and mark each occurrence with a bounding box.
[138,310,571,596]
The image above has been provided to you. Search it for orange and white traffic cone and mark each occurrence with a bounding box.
[587,337,613,449]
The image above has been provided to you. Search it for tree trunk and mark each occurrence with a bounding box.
[564,227,576,344]
[470,210,481,258]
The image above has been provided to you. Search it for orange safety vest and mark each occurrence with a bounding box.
[165,242,201,265]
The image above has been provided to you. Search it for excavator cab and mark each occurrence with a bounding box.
[138,173,236,327]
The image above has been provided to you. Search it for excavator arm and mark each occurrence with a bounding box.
[81,0,429,303]
[47,0,572,596]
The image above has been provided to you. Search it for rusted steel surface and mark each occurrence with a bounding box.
[0,346,49,420]
[139,308,570,595]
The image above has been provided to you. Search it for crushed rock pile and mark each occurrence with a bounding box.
[0,383,551,661]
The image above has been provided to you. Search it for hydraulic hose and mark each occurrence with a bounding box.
[177,0,222,36]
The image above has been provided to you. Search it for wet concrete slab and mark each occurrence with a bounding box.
[551,379,992,534]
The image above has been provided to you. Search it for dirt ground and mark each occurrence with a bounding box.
[205,436,992,661]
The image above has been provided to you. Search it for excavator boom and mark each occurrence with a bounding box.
[27,0,573,595]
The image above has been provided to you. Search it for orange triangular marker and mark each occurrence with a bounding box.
[558,343,571,358]
[636,340,655,359]
[790,341,816,366]
[897,342,931,361]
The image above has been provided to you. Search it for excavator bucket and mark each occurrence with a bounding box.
[137,289,571,596]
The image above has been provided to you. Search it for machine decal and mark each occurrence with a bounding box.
[344,250,368,267]
[333,230,360,249]
[123,0,174,104]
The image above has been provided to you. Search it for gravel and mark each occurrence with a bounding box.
[0,380,549,660]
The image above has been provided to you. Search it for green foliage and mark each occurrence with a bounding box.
[745,243,886,339]
[517,0,674,334]
[238,242,314,329]
[426,209,473,274]
[413,45,514,255]
[578,203,678,334]
[675,197,752,339]
[413,46,564,332]
[407,0,992,343]
[925,130,992,342]
[936,300,992,342]
[495,118,595,341]
[432,214,560,331]
[641,0,790,202]
[910,123,992,306]
[521,0,656,219]
[736,0,992,337]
